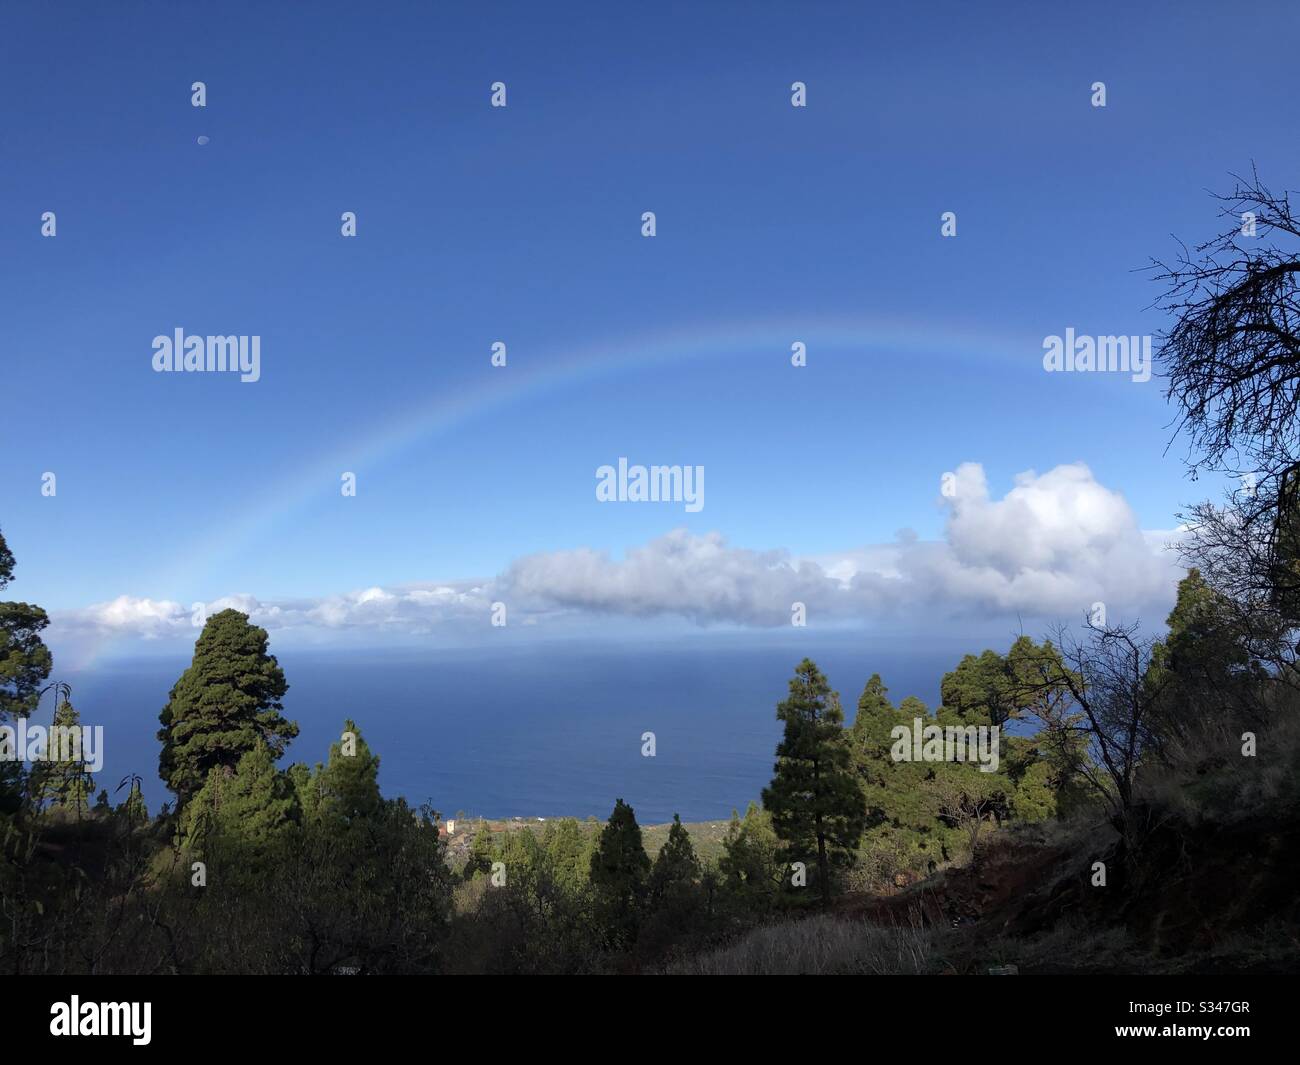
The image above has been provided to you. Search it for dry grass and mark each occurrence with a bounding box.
[667,914,935,975]
[1138,710,1300,823]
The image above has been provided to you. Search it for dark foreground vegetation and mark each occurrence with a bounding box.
[3,172,1300,974]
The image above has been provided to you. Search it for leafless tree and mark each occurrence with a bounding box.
[924,766,1000,855]
[1035,622,1170,851]
[1153,168,1300,651]
[1154,166,1300,482]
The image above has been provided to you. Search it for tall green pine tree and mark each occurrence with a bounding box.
[0,527,52,724]
[762,658,866,906]
[157,609,297,805]
[0,528,52,814]
[649,813,700,902]
[314,719,382,824]
[589,798,650,943]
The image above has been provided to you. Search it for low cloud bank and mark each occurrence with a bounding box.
[51,463,1182,651]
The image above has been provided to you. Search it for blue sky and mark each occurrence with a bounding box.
[2,0,1297,663]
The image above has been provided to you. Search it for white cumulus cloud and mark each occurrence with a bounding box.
[48,463,1184,649]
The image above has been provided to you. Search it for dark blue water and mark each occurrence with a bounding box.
[52,634,975,823]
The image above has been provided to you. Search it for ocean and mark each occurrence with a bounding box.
[54,634,980,824]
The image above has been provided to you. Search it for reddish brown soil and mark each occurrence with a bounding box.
[835,815,1300,973]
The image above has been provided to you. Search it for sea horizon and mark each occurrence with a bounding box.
[48,632,985,823]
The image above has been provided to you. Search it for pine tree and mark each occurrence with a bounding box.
[1146,569,1264,745]
[541,817,589,894]
[286,762,319,821]
[852,673,894,746]
[185,746,300,850]
[761,659,866,906]
[641,814,707,951]
[649,813,700,902]
[851,672,902,781]
[157,609,296,805]
[464,822,496,879]
[939,650,1019,729]
[32,699,94,814]
[589,798,650,942]
[497,827,544,898]
[719,801,781,901]
[0,527,52,723]
[313,719,381,824]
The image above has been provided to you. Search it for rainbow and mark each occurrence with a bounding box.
[70,312,1027,667]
